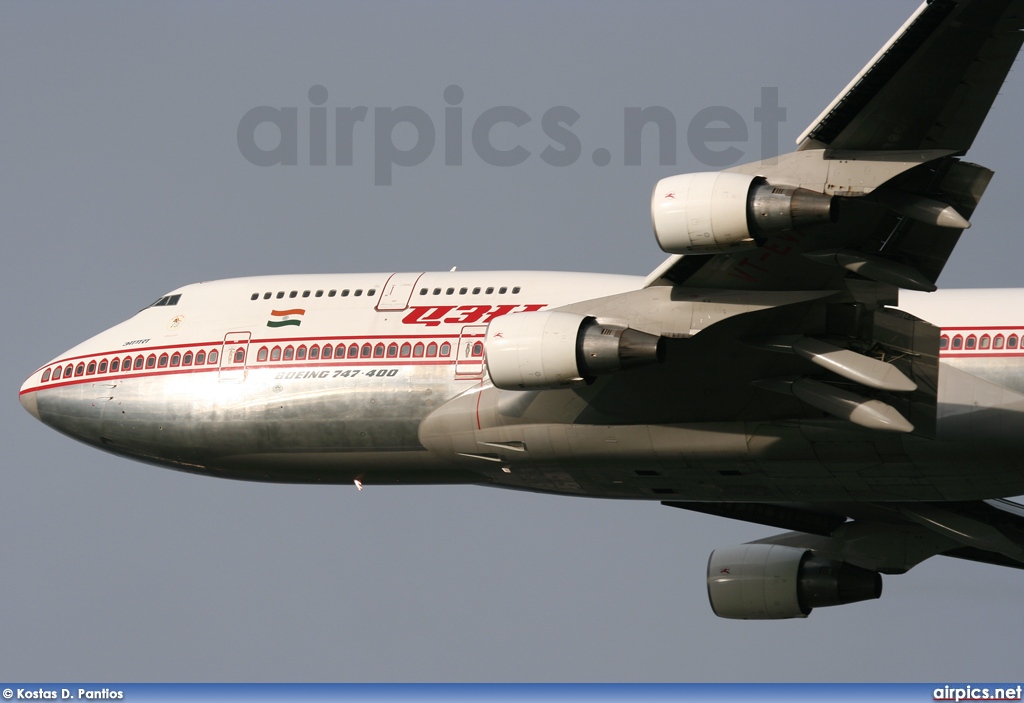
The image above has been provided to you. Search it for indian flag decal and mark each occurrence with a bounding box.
[267,309,305,328]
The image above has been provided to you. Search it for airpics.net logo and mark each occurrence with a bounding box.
[236,84,787,185]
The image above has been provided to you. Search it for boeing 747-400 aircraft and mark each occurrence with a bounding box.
[19,0,1024,619]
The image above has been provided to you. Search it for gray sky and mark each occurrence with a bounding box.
[2,0,1023,682]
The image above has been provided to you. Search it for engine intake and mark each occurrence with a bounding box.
[485,311,664,390]
[652,172,837,254]
[706,544,882,619]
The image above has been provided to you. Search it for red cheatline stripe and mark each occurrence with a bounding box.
[270,309,305,316]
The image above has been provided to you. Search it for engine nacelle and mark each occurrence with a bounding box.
[652,172,837,254]
[706,544,882,620]
[485,311,664,390]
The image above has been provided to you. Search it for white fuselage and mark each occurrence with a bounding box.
[19,275,1024,501]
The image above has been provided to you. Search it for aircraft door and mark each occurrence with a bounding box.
[219,331,251,382]
[455,325,487,379]
[376,272,424,311]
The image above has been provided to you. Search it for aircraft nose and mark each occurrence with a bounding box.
[19,375,42,421]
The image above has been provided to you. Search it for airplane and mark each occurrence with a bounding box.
[19,0,1024,620]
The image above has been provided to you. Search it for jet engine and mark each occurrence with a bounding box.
[652,172,837,254]
[485,311,664,390]
[706,544,882,619]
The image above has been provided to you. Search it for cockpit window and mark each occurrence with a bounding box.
[148,294,182,308]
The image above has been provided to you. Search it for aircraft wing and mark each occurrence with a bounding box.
[663,498,1024,572]
[645,0,1023,293]
[798,0,1024,153]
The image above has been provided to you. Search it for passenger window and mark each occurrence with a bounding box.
[182,352,193,366]
[170,353,180,367]
[99,360,108,373]
[367,289,375,296]
[257,347,268,362]
[374,343,385,358]
[53,366,63,380]
[333,344,344,358]
[512,287,520,294]
[995,335,1005,349]
[952,336,963,349]
[413,343,424,357]
[251,293,259,301]
[433,288,441,295]
[195,351,206,365]
[284,346,294,361]
[110,359,120,372]
[939,336,949,349]
[87,361,97,374]
[322,345,332,359]
[349,344,359,358]
[42,368,51,382]
[472,342,483,356]
[981,335,991,349]
[499,287,507,294]
[966,335,977,350]
[276,291,285,299]
[387,343,398,357]
[302,291,310,298]
[234,348,245,363]
[309,345,319,359]
[315,290,324,298]
[361,343,372,358]
[146,355,156,369]
[289,291,298,298]
[341,289,350,297]
[440,342,451,356]
[446,288,454,295]
[207,350,218,364]
[485,287,494,294]
[328,290,337,297]
[355,289,363,297]
[420,288,428,295]
[136,357,147,370]
[158,354,169,368]
[123,357,132,371]
[271,346,281,361]
[426,342,438,357]
[1010,335,1019,349]
[296,345,307,360]
[263,292,272,300]
[400,343,411,357]
[472,287,481,294]
[459,288,467,295]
